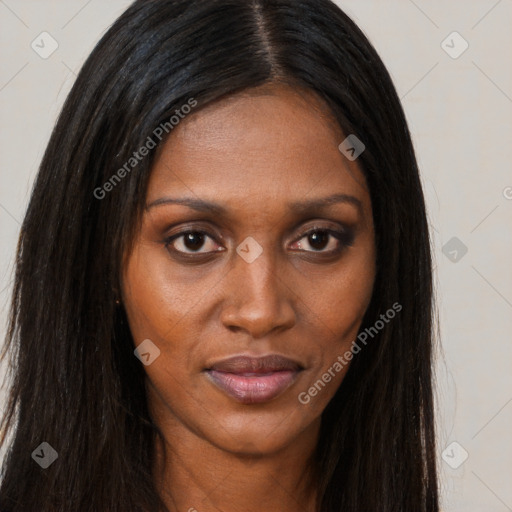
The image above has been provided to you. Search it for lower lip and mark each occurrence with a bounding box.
[206,370,299,404]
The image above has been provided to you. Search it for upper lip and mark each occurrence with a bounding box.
[206,354,303,373]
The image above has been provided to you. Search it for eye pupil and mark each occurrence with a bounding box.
[184,232,205,251]
[308,231,329,250]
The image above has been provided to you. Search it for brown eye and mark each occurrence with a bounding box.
[165,231,222,255]
[306,231,330,251]
[291,228,354,254]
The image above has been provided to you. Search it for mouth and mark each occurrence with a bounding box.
[204,354,303,405]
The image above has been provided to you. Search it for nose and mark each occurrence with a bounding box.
[219,246,296,339]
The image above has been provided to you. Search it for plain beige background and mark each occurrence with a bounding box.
[1,1,511,510]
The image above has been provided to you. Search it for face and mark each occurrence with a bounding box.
[121,84,376,456]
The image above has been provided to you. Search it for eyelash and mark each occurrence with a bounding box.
[163,226,355,260]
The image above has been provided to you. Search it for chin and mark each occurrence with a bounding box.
[198,406,317,456]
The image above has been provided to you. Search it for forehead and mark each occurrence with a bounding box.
[147,84,370,214]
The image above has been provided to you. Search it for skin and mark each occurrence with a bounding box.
[121,83,376,512]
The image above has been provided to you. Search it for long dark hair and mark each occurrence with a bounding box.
[0,0,438,510]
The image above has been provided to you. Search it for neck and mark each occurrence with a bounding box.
[152,418,320,512]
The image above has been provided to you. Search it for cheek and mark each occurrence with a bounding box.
[121,252,203,420]
[121,244,201,344]
[294,245,375,399]
[310,269,373,331]
[293,262,375,413]
[301,247,375,342]
[120,251,199,401]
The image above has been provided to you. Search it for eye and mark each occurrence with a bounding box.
[290,228,354,254]
[163,225,354,260]
[165,230,223,255]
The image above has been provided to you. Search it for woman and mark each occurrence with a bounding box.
[0,0,439,510]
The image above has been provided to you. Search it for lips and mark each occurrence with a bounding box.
[205,355,303,404]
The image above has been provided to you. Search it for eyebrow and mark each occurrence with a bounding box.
[145,193,362,216]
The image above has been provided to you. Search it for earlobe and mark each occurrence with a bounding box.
[113,286,122,305]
